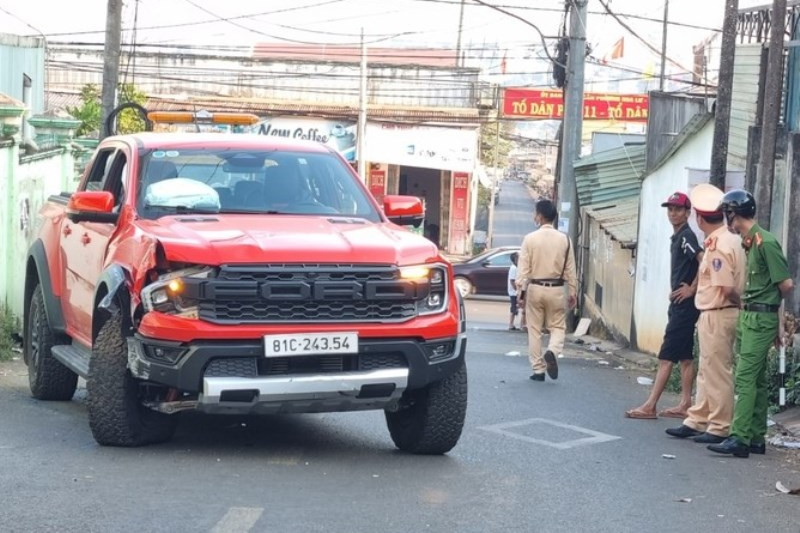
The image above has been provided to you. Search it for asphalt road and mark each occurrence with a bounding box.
[1,301,798,533]
[491,180,538,247]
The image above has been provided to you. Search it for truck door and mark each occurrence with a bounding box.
[60,147,129,344]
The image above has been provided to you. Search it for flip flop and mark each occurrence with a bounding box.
[658,409,688,419]
[625,408,657,420]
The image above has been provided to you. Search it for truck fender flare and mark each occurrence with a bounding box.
[93,264,133,342]
[25,240,66,336]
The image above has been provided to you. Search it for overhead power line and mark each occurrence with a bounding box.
[182,0,416,45]
[597,0,697,77]
[23,0,347,38]
[412,0,721,32]
[465,0,565,67]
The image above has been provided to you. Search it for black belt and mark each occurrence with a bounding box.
[530,279,564,287]
[744,303,780,313]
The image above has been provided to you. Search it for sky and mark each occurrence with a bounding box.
[0,0,772,93]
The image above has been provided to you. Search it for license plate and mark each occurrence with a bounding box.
[264,332,359,357]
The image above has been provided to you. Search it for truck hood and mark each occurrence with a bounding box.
[136,214,440,266]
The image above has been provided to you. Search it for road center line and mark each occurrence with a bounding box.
[211,507,264,533]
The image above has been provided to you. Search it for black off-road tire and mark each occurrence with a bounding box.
[87,312,177,446]
[26,284,78,400]
[385,361,468,455]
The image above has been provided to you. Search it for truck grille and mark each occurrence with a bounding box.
[203,301,417,322]
[203,353,407,378]
[196,264,424,324]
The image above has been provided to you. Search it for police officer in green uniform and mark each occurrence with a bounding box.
[708,190,794,458]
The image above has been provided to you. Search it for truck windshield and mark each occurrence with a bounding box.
[137,149,380,221]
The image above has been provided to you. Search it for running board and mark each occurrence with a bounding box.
[51,345,91,378]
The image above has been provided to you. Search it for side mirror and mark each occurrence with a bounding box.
[67,191,118,223]
[384,195,424,227]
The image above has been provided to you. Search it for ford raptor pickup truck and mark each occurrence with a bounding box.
[23,132,467,454]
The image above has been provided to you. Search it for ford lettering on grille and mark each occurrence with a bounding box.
[194,265,430,323]
[260,280,424,301]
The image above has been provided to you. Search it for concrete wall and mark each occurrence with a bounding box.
[0,143,76,317]
[583,216,636,345]
[633,122,713,354]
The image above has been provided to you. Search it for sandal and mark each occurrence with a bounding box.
[658,408,688,419]
[625,408,657,420]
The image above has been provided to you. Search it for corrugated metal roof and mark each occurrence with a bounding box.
[584,197,640,248]
[252,44,468,69]
[574,144,646,207]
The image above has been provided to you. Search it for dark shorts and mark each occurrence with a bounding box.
[658,302,700,363]
[510,296,518,315]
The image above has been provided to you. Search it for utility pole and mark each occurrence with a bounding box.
[659,0,669,91]
[557,0,588,247]
[455,0,466,67]
[709,0,740,189]
[487,117,500,247]
[101,0,123,139]
[755,0,787,228]
[357,28,368,181]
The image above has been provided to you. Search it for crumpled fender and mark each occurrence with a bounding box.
[103,210,160,311]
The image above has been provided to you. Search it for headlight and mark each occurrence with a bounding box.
[400,264,449,316]
[141,266,214,317]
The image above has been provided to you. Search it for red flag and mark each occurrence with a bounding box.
[609,37,624,60]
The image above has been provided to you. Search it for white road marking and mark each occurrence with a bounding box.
[478,417,621,450]
[211,507,264,533]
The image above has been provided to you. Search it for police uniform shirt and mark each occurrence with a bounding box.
[516,224,577,295]
[670,223,702,305]
[742,224,791,306]
[694,226,745,310]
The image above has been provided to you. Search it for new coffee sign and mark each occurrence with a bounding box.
[253,117,357,161]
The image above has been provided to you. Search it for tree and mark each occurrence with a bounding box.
[67,83,148,137]
[67,84,102,137]
[480,121,515,168]
[116,83,147,134]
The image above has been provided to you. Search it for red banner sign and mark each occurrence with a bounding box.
[449,172,470,255]
[369,169,386,204]
[502,88,649,122]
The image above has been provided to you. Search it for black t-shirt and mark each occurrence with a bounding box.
[670,223,701,294]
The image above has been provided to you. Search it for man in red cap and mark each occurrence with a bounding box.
[666,184,745,443]
[626,191,701,419]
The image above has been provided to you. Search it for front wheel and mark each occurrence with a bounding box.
[87,312,177,447]
[385,361,468,455]
[454,276,473,299]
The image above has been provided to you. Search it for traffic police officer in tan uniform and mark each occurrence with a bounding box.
[516,199,577,381]
[666,184,745,444]
[708,190,794,458]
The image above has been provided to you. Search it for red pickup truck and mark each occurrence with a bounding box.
[23,132,467,454]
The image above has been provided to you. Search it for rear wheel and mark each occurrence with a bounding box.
[87,311,177,447]
[385,361,467,455]
[26,284,77,400]
[454,276,473,299]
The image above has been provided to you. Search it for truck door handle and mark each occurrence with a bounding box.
[62,226,72,236]
[81,233,91,245]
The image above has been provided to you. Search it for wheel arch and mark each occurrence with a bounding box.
[92,264,134,343]
[25,240,66,343]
